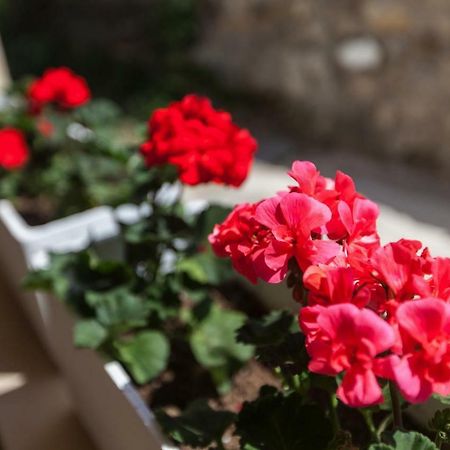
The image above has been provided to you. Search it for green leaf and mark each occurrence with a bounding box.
[74,98,121,126]
[193,204,231,242]
[191,305,254,368]
[156,399,235,447]
[429,408,450,444]
[190,305,254,392]
[177,252,232,286]
[73,320,107,349]
[177,254,209,284]
[23,252,78,299]
[236,386,333,450]
[86,288,151,330]
[237,310,295,347]
[115,331,170,384]
[433,393,450,405]
[369,431,438,450]
[238,312,308,378]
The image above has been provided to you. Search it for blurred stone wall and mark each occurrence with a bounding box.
[195,0,450,172]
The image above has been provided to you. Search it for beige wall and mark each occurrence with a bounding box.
[196,0,450,173]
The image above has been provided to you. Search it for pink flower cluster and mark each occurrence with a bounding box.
[210,160,450,408]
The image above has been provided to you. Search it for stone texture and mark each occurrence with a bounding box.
[195,0,450,173]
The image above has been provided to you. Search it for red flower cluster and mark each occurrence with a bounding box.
[210,160,450,408]
[140,95,257,186]
[27,67,91,113]
[0,128,29,170]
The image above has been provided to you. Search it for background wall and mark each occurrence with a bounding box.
[195,0,450,173]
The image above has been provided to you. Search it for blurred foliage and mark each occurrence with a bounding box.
[24,197,251,388]
[0,95,138,222]
[0,0,216,118]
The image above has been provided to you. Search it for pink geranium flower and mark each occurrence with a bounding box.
[389,298,450,403]
[255,192,340,281]
[426,258,450,301]
[300,303,395,407]
[371,239,428,302]
[302,263,386,309]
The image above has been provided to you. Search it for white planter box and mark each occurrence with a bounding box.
[0,200,173,450]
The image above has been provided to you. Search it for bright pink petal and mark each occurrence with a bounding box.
[337,201,353,235]
[288,160,320,195]
[317,303,360,341]
[252,248,287,283]
[327,267,355,303]
[353,198,379,227]
[296,239,341,271]
[393,356,433,403]
[337,367,383,407]
[255,196,283,230]
[279,193,332,237]
[397,298,448,344]
[264,240,292,271]
[354,308,396,355]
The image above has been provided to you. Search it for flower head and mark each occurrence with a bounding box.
[255,192,340,280]
[140,94,257,186]
[389,298,450,403]
[28,67,91,113]
[209,202,275,283]
[0,128,29,170]
[300,303,395,407]
[371,239,428,302]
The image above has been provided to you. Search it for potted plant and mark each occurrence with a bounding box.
[32,154,450,450]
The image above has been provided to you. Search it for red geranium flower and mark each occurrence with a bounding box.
[208,202,276,283]
[0,128,29,170]
[140,94,257,186]
[28,67,91,113]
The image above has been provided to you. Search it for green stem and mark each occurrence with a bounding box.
[274,367,294,391]
[376,414,393,440]
[435,432,444,449]
[329,393,341,434]
[361,409,379,443]
[389,382,403,429]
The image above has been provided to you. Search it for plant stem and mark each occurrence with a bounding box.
[389,382,403,429]
[329,393,341,434]
[361,409,379,442]
[376,414,393,440]
[435,432,444,449]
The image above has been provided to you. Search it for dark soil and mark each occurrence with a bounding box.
[15,196,57,226]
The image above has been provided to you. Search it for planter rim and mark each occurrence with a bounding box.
[0,199,119,269]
